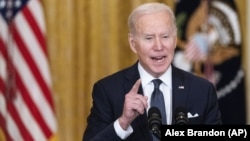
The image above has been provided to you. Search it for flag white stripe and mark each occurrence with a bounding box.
[28,0,46,34]
[0,0,57,139]
[14,91,47,141]
[15,12,51,86]
[0,94,6,119]
[6,113,23,141]
[187,46,201,58]
[0,54,6,81]
[185,41,206,60]
[13,42,56,132]
[0,94,22,141]
[0,16,8,44]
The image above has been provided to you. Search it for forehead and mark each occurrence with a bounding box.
[135,11,173,33]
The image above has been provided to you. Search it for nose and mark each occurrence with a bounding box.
[153,38,163,50]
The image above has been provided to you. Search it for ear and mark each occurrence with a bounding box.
[128,33,137,53]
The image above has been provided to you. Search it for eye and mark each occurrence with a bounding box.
[162,35,169,38]
[145,36,153,40]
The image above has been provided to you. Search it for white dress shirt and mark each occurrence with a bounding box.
[138,63,172,125]
[114,63,173,139]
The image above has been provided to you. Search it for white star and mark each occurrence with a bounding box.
[15,0,21,8]
[0,0,6,9]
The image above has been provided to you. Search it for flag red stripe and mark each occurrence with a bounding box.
[0,41,52,140]
[1,1,57,139]
[7,102,34,140]
[15,70,52,138]
[0,38,7,59]
[0,39,7,94]
[0,114,13,141]
[12,25,55,110]
[0,78,4,92]
[22,5,48,57]
[0,38,52,139]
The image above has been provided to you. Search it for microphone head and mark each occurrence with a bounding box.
[148,107,162,131]
[148,106,161,119]
[175,107,189,125]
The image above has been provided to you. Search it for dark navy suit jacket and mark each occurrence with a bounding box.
[83,62,221,141]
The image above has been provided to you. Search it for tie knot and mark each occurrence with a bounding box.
[152,79,162,89]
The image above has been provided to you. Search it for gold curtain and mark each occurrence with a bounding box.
[42,0,246,141]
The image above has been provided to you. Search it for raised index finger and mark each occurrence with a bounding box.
[130,79,141,94]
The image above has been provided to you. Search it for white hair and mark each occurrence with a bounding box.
[128,2,177,35]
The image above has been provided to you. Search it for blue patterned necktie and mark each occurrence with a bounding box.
[151,79,166,125]
[150,79,166,141]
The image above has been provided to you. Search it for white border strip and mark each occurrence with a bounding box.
[247,0,250,124]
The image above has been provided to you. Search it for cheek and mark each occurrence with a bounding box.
[165,39,176,51]
[135,41,150,53]
[136,47,150,59]
[138,44,151,55]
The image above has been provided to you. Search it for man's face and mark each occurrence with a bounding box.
[129,11,177,78]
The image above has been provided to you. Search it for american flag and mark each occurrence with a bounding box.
[184,33,209,62]
[0,0,57,140]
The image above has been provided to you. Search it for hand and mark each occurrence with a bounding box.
[118,79,148,130]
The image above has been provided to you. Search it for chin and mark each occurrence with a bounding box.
[151,69,166,77]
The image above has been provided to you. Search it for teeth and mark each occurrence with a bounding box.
[153,56,164,61]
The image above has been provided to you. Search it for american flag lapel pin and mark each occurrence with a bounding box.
[178,86,184,89]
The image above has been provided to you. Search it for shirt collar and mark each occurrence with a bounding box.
[138,62,172,88]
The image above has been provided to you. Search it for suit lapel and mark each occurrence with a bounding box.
[123,62,151,140]
[124,62,140,91]
[172,66,189,123]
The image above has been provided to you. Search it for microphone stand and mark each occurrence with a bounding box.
[152,127,161,140]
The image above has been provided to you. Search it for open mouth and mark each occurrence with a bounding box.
[151,56,166,62]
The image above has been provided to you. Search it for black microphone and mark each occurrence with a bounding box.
[175,107,189,125]
[147,106,161,139]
